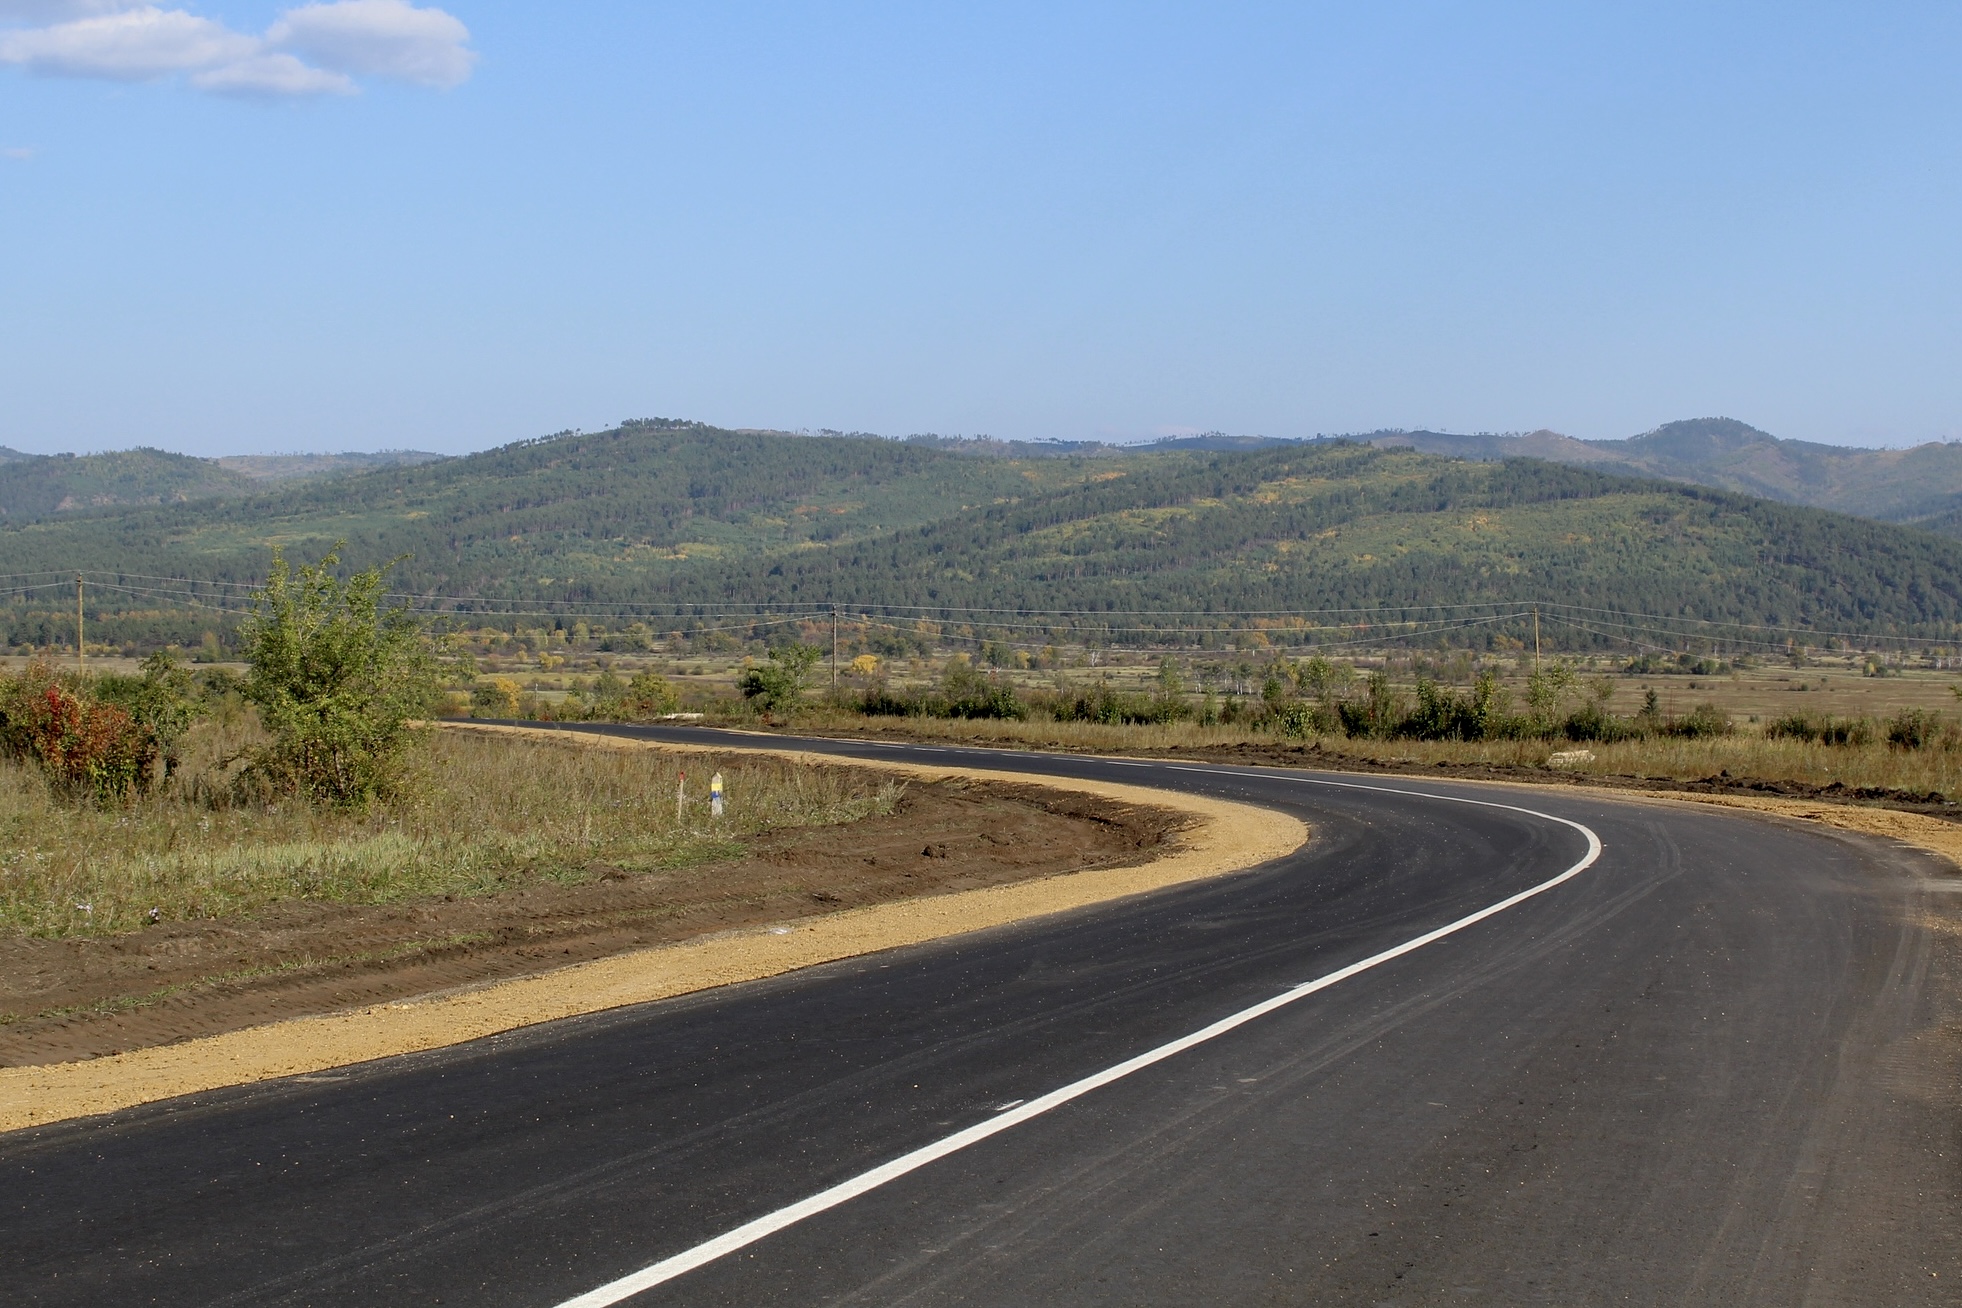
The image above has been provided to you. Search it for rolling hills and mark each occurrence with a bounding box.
[3,420,1960,652]
[0,447,444,521]
[1363,418,1962,527]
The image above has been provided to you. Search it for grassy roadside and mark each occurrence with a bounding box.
[751,709,1962,810]
[0,726,902,939]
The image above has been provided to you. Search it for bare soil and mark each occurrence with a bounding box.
[0,778,1174,1067]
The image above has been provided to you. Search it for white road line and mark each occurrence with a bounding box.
[551,772,1602,1307]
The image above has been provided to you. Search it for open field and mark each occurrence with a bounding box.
[378,640,1962,804]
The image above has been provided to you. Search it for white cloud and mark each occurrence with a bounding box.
[193,50,350,96]
[2,144,35,158]
[269,0,472,88]
[0,0,471,97]
[0,6,252,79]
[0,1,142,21]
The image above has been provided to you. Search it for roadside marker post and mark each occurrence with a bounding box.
[710,772,724,819]
[676,770,686,822]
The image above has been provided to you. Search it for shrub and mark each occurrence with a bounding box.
[1399,673,1511,741]
[1665,702,1733,739]
[1766,712,1874,746]
[238,547,441,808]
[0,662,162,803]
[938,660,1024,719]
[1336,671,1405,739]
[1820,717,1874,747]
[853,660,1023,720]
[856,686,920,717]
[738,644,823,712]
[92,650,200,776]
[1045,679,1169,726]
[1625,653,1730,676]
[1885,708,1945,750]
[1561,701,1644,743]
[1271,702,1318,738]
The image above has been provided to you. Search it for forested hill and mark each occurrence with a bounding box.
[4,422,1962,645]
[1363,418,1962,528]
[0,420,1127,593]
[651,442,1962,637]
[0,446,445,521]
[0,448,254,520]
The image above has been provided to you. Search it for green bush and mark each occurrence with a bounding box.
[937,660,1024,719]
[1665,702,1733,739]
[1767,712,1875,746]
[1398,673,1512,741]
[738,644,823,712]
[1560,701,1644,743]
[853,659,1023,720]
[1885,708,1945,750]
[237,547,440,808]
[92,650,200,776]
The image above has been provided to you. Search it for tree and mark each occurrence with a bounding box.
[738,644,823,712]
[238,547,439,807]
[470,677,522,717]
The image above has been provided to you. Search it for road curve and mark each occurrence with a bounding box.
[3,727,1958,1305]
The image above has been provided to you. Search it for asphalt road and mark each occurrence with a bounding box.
[4,727,1958,1306]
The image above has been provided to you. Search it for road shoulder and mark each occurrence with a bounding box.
[0,726,1305,1134]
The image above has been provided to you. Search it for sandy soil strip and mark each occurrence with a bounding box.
[0,727,1305,1134]
[1650,790,1962,869]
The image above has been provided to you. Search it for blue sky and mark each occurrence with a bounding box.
[2,2,1959,456]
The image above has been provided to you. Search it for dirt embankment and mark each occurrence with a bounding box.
[0,777,1175,1068]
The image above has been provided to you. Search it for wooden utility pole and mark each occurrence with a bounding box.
[75,574,84,672]
[1532,606,1540,676]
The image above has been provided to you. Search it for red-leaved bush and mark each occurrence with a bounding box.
[0,662,160,803]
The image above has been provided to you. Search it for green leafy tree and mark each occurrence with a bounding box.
[738,644,823,712]
[1525,663,1578,725]
[238,547,439,807]
[618,669,679,719]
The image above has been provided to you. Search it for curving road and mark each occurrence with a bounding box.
[3,727,1959,1305]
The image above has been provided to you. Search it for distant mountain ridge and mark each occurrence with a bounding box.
[917,419,1962,533]
[0,447,446,521]
[1353,418,1962,528]
[7,418,1962,537]
[6,421,1962,653]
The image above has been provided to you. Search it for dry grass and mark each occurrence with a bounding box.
[1314,734,1962,793]
[782,708,1962,796]
[0,724,902,939]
